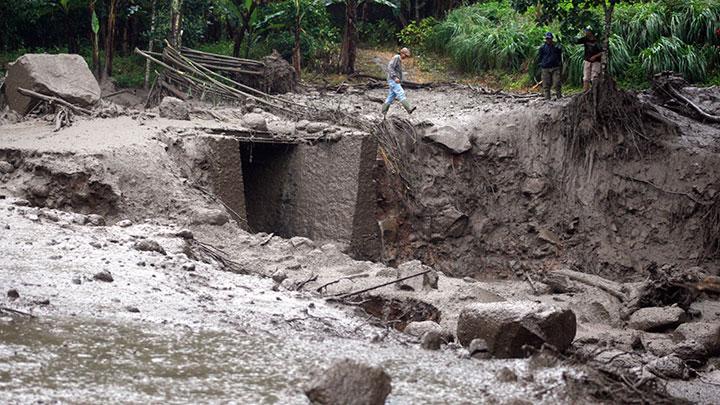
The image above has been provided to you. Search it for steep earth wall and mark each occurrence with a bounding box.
[376,102,720,281]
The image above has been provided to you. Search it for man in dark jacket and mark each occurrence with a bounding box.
[538,32,563,100]
[577,26,603,92]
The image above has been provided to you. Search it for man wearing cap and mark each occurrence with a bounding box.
[382,47,416,117]
[577,26,603,92]
[538,32,563,100]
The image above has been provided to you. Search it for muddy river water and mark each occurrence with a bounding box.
[0,315,579,404]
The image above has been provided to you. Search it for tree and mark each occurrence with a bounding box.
[229,0,261,57]
[143,0,157,88]
[89,0,101,78]
[338,0,397,74]
[169,0,183,47]
[104,0,121,78]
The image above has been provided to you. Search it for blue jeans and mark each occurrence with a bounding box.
[385,79,406,104]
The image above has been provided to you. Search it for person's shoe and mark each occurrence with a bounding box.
[381,103,390,117]
[401,100,416,114]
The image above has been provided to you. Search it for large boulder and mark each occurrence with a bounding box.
[305,359,392,405]
[422,126,472,154]
[457,301,577,358]
[158,96,190,120]
[5,54,101,114]
[674,322,720,356]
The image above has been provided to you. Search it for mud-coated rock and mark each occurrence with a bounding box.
[158,96,190,120]
[190,208,229,226]
[305,122,328,134]
[457,301,577,358]
[115,219,132,227]
[423,125,472,154]
[93,270,114,282]
[5,54,101,114]
[7,289,19,299]
[0,161,14,173]
[305,359,391,405]
[87,214,105,226]
[468,338,490,359]
[674,322,720,356]
[242,113,268,131]
[404,320,443,338]
[421,331,444,350]
[133,239,166,255]
[521,177,546,195]
[628,306,685,332]
[395,260,438,291]
[647,355,689,379]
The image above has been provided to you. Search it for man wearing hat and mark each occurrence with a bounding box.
[577,26,603,92]
[537,32,563,100]
[382,47,416,116]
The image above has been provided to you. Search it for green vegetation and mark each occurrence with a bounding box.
[0,0,717,90]
[415,0,719,88]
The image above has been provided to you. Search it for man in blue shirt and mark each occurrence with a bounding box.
[538,32,563,100]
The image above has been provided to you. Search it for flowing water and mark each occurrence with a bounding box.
[0,315,579,404]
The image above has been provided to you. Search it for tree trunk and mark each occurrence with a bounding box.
[292,11,302,78]
[143,0,157,89]
[233,30,245,57]
[601,0,615,77]
[104,0,119,79]
[90,1,101,78]
[170,0,183,48]
[340,0,358,74]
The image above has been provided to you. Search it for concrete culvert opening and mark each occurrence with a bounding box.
[240,141,296,236]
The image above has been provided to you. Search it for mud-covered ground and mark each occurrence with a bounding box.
[1,82,720,403]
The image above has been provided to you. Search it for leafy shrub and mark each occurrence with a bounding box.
[397,17,437,49]
[639,36,708,82]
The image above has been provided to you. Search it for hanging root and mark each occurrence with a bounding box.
[702,192,720,258]
[560,77,673,164]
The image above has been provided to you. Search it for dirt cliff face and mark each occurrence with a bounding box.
[374,91,720,281]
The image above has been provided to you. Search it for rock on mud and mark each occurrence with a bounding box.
[93,270,114,282]
[404,320,443,338]
[421,331,444,350]
[4,53,101,114]
[395,260,439,291]
[7,289,19,299]
[674,322,720,356]
[456,301,577,358]
[242,113,268,131]
[0,160,14,174]
[628,306,685,332]
[190,208,229,226]
[422,126,472,154]
[133,239,166,255]
[158,96,190,120]
[305,359,391,405]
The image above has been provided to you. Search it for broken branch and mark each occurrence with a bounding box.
[17,87,92,115]
[335,269,431,299]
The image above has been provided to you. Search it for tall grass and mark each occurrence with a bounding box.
[427,0,717,86]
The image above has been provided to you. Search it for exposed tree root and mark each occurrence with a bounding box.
[559,77,672,164]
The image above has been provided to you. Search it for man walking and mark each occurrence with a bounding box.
[382,47,416,116]
[538,32,563,100]
[577,26,603,92]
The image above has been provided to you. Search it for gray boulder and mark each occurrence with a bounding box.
[674,322,720,356]
[305,359,391,405]
[404,320,443,338]
[133,239,166,255]
[4,54,101,114]
[628,306,685,332]
[423,126,472,154]
[158,96,190,120]
[190,208,229,226]
[242,112,268,131]
[0,160,14,174]
[421,331,444,350]
[395,260,438,292]
[457,301,577,358]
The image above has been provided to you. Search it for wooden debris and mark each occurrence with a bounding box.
[17,87,92,115]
